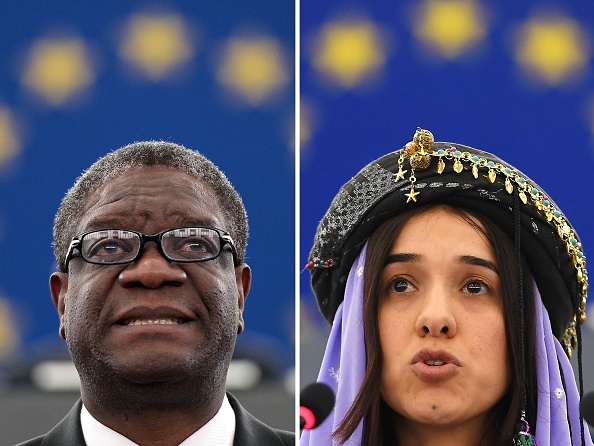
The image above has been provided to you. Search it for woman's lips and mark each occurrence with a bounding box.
[411,349,461,380]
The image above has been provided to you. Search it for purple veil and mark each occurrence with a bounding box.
[300,244,593,445]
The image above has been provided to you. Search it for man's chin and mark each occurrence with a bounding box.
[110,354,204,385]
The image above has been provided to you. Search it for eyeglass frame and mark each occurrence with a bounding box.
[64,226,239,270]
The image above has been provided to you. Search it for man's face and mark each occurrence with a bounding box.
[50,166,250,396]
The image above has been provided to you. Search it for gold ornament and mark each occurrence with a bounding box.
[404,141,419,157]
[413,128,434,152]
[437,158,445,174]
[405,186,420,202]
[410,153,431,170]
[505,177,513,194]
[395,167,407,181]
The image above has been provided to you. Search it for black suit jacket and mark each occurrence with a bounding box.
[14,393,294,446]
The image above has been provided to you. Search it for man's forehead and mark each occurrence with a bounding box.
[76,167,228,232]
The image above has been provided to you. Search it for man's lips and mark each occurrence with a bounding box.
[113,305,195,326]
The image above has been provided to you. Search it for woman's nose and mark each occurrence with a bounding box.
[414,290,457,338]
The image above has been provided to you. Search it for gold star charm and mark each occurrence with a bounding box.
[406,187,420,203]
[395,167,407,181]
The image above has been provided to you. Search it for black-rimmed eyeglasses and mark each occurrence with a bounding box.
[65,226,238,268]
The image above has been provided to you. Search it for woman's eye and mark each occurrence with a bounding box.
[465,280,486,294]
[390,278,413,293]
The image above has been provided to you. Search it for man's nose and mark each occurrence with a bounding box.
[118,243,187,288]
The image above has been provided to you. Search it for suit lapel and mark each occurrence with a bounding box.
[228,393,289,446]
[41,399,86,446]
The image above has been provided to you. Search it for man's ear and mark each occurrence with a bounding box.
[50,272,68,340]
[234,263,251,334]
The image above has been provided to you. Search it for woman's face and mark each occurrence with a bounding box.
[378,207,510,433]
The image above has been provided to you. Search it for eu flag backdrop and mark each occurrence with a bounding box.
[300,1,594,386]
[0,1,295,377]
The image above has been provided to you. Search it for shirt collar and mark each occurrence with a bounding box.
[80,394,236,446]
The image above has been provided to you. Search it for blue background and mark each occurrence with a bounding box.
[0,1,295,376]
[300,1,594,387]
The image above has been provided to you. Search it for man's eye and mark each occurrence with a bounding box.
[88,239,130,257]
[177,238,210,252]
[101,243,121,254]
[185,240,207,252]
[170,237,220,259]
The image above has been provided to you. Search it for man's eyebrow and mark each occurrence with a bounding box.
[171,215,219,228]
[458,255,499,274]
[84,216,220,230]
[85,217,126,229]
[384,253,421,266]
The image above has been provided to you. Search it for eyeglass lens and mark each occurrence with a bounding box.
[81,228,222,264]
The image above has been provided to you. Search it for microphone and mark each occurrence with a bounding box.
[580,391,594,426]
[300,382,335,430]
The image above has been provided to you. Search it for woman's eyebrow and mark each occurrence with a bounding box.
[383,253,499,274]
[458,255,499,274]
[384,253,421,266]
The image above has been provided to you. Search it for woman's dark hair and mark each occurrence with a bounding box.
[332,204,537,445]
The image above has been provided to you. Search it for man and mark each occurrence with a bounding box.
[17,141,294,445]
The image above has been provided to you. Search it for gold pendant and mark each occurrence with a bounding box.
[437,158,445,174]
[519,191,528,204]
[453,159,463,173]
[488,169,496,183]
[472,163,478,179]
[405,186,420,203]
[505,177,513,194]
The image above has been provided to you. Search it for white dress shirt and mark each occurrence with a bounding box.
[80,394,236,446]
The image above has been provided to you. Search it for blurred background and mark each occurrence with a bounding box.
[0,1,295,443]
[300,0,594,400]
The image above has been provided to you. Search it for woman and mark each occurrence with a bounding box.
[301,129,591,445]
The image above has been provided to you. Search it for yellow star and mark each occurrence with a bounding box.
[217,36,289,105]
[414,0,487,59]
[406,187,420,203]
[514,13,588,85]
[312,17,386,88]
[119,13,193,81]
[0,106,20,167]
[395,167,408,181]
[21,37,94,106]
